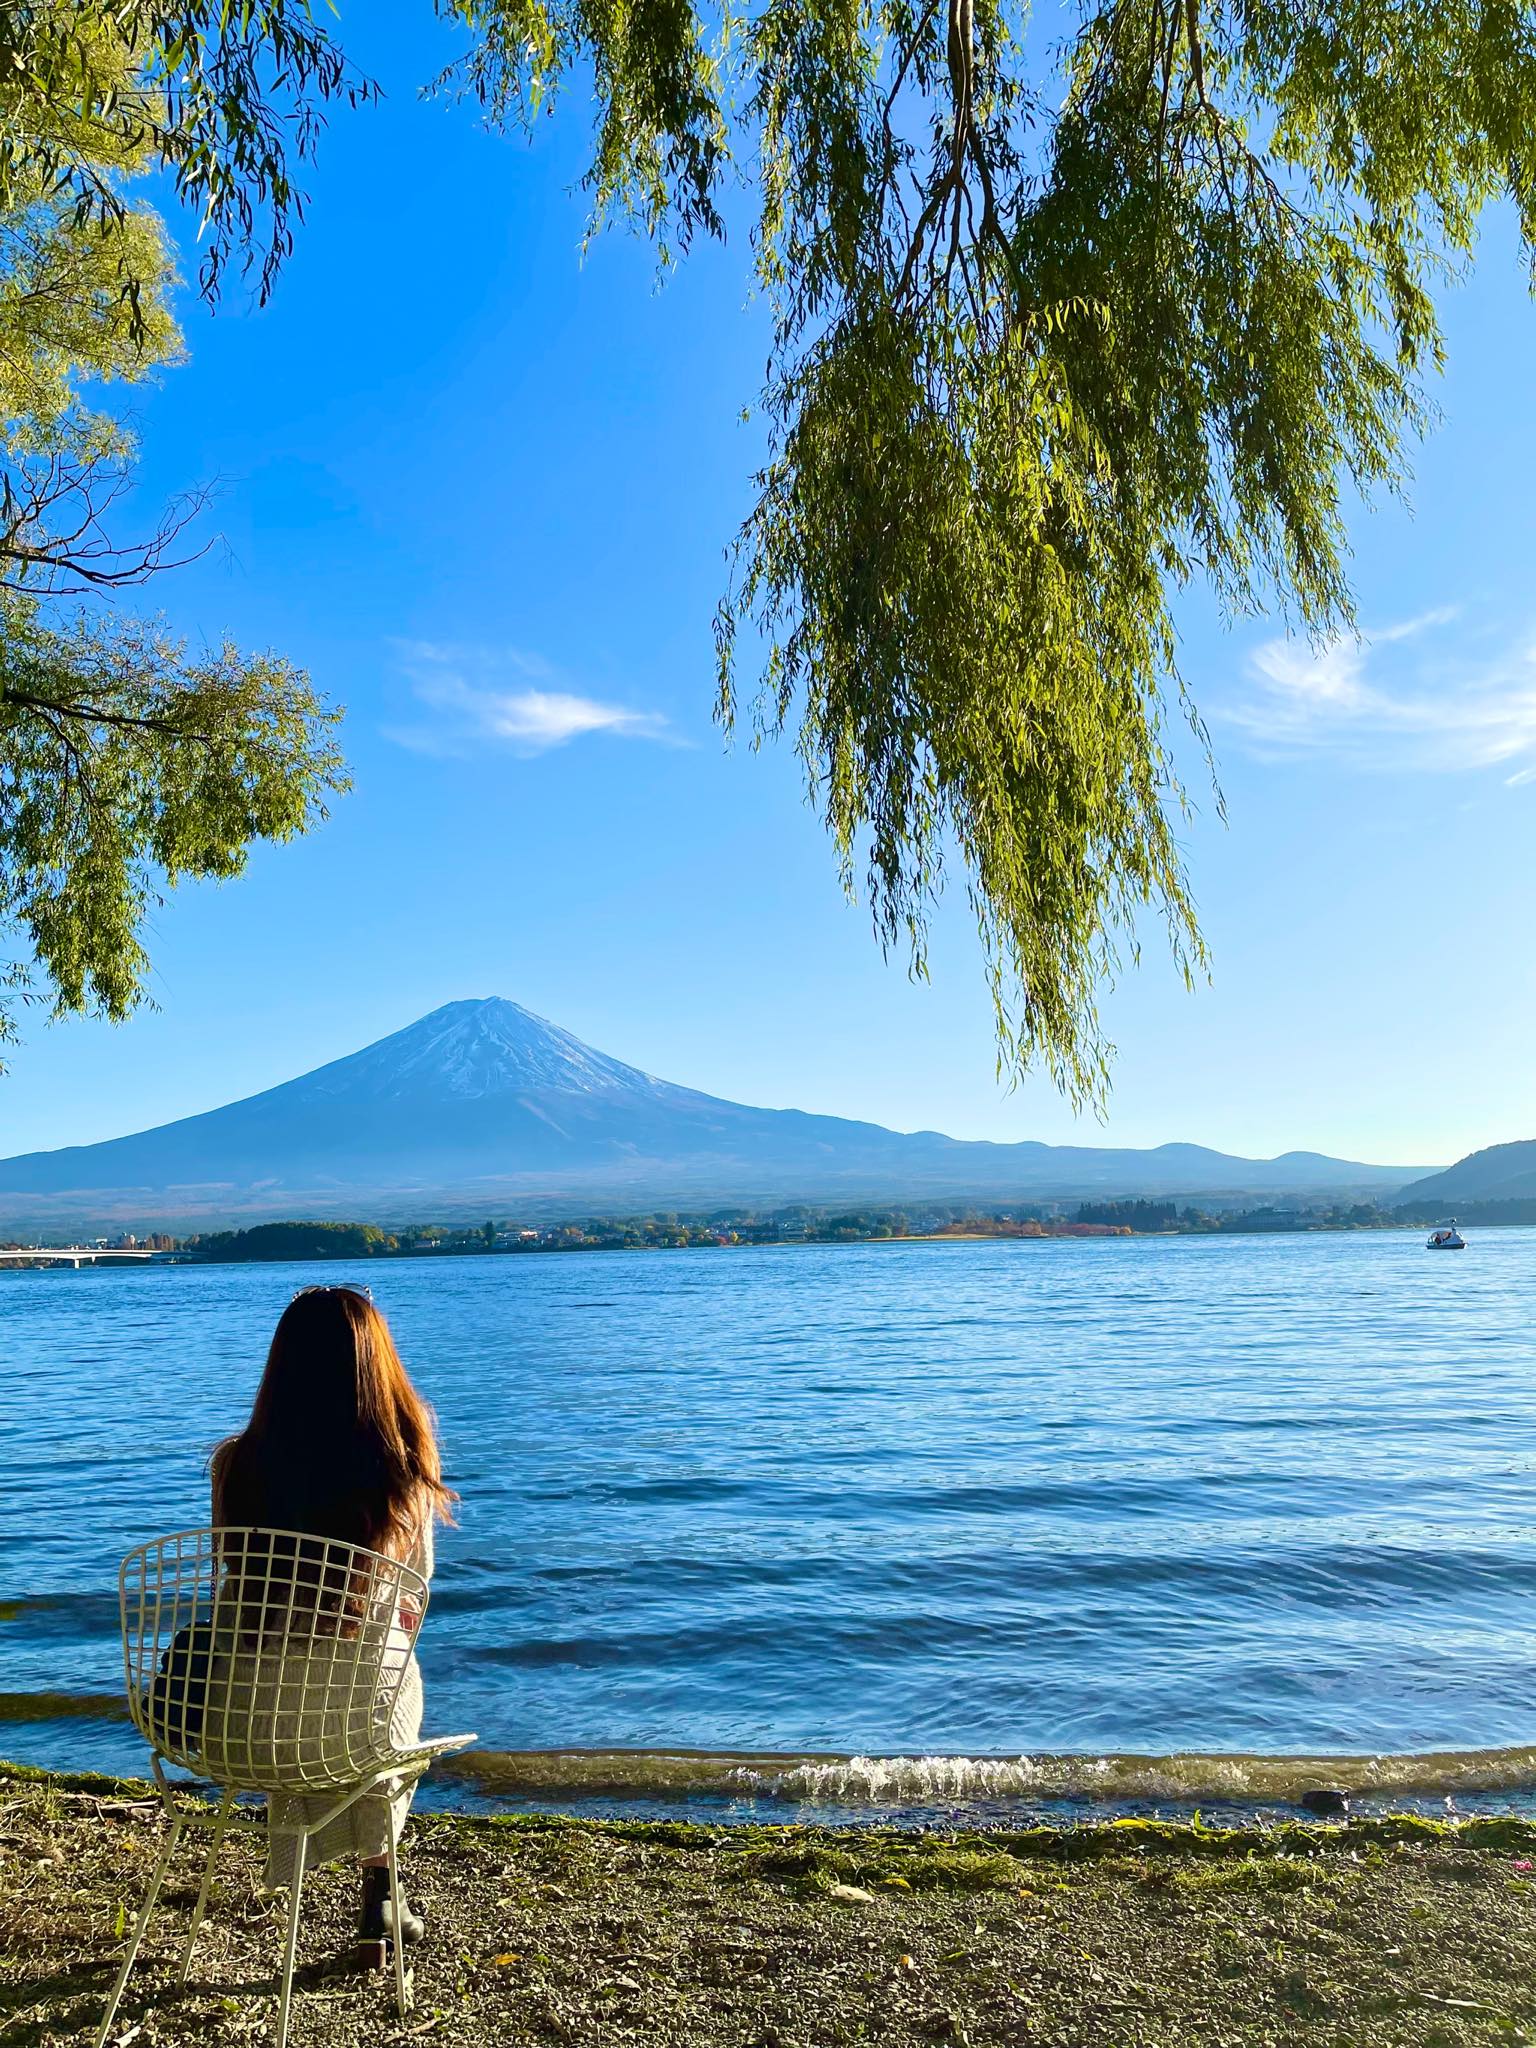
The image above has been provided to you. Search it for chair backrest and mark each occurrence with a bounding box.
[120,1527,428,1791]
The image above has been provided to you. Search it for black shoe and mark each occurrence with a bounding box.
[360,1864,426,1947]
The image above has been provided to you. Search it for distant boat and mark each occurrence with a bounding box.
[1426,1220,1466,1250]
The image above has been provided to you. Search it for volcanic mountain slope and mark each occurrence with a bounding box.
[1400,1140,1536,1207]
[0,998,1432,1228]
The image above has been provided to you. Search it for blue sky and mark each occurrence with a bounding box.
[2,6,1534,1169]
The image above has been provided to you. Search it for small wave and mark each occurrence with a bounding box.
[761,1749,1536,1804]
[7,1692,1536,1814]
[439,1743,1536,1807]
[436,1744,1536,1810]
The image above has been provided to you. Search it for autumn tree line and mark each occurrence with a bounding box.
[169,1197,1536,1263]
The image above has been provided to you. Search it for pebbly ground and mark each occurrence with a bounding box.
[4,1765,1536,2046]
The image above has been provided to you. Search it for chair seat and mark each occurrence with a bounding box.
[96,1526,476,2048]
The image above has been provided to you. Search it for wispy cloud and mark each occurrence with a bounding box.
[385,642,674,758]
[1220,609,1536,781]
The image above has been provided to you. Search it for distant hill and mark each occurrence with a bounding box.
[1400,1140,1536,1208]
[0,998,1435,1230]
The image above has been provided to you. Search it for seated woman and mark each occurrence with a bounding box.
[210,1284,456,1957]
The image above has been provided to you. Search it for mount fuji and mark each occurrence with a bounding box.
[0,997,1430,1229]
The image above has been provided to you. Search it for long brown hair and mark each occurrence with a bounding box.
[213,1286,455,1556]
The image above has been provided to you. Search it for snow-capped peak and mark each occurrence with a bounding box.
[297,998,669,1105]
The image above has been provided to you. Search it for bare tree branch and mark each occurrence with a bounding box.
[0,446,213,597]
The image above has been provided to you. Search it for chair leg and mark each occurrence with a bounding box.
[176,1790,236,1986]
[93,1813,185,2048]
[385,1809,410,2019]
[275,1832,308,2048]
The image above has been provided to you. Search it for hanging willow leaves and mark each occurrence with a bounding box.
[0,1,373,308]
[440,0,1529,1104]
[15,0,1536,1099]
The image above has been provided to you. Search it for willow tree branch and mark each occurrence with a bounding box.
[0,685,220,743]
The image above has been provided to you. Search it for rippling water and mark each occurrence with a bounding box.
[4,1230,1535,1819]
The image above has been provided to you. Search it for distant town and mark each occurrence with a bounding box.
[4,1191,1536,1268]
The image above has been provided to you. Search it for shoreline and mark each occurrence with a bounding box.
[428,1741,1536,1822]
[6,1761,1536,2044]
[0,1217,1495,1275]
[9,1202,1531,1273]
[13,1708,1536,1822]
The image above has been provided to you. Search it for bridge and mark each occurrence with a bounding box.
[0,1246,165,1269]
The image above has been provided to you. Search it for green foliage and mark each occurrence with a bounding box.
[709,0,1443,1106]
[443,0,1536,1101]
[117,1197,1536,1258]
[0,8,181,562]
[1076,1198,1179,1229]
[0,4,349,1053]
[188,1220,398,1261]
[0,146,178,441]
[0,2,372,309]
[440,0,727,257]
[20,0,1536,1101]
[0,598,345,1027]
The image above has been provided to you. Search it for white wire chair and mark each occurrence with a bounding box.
[94,1526,475,2048]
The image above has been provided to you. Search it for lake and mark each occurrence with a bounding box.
[4,1229,1535,1822]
